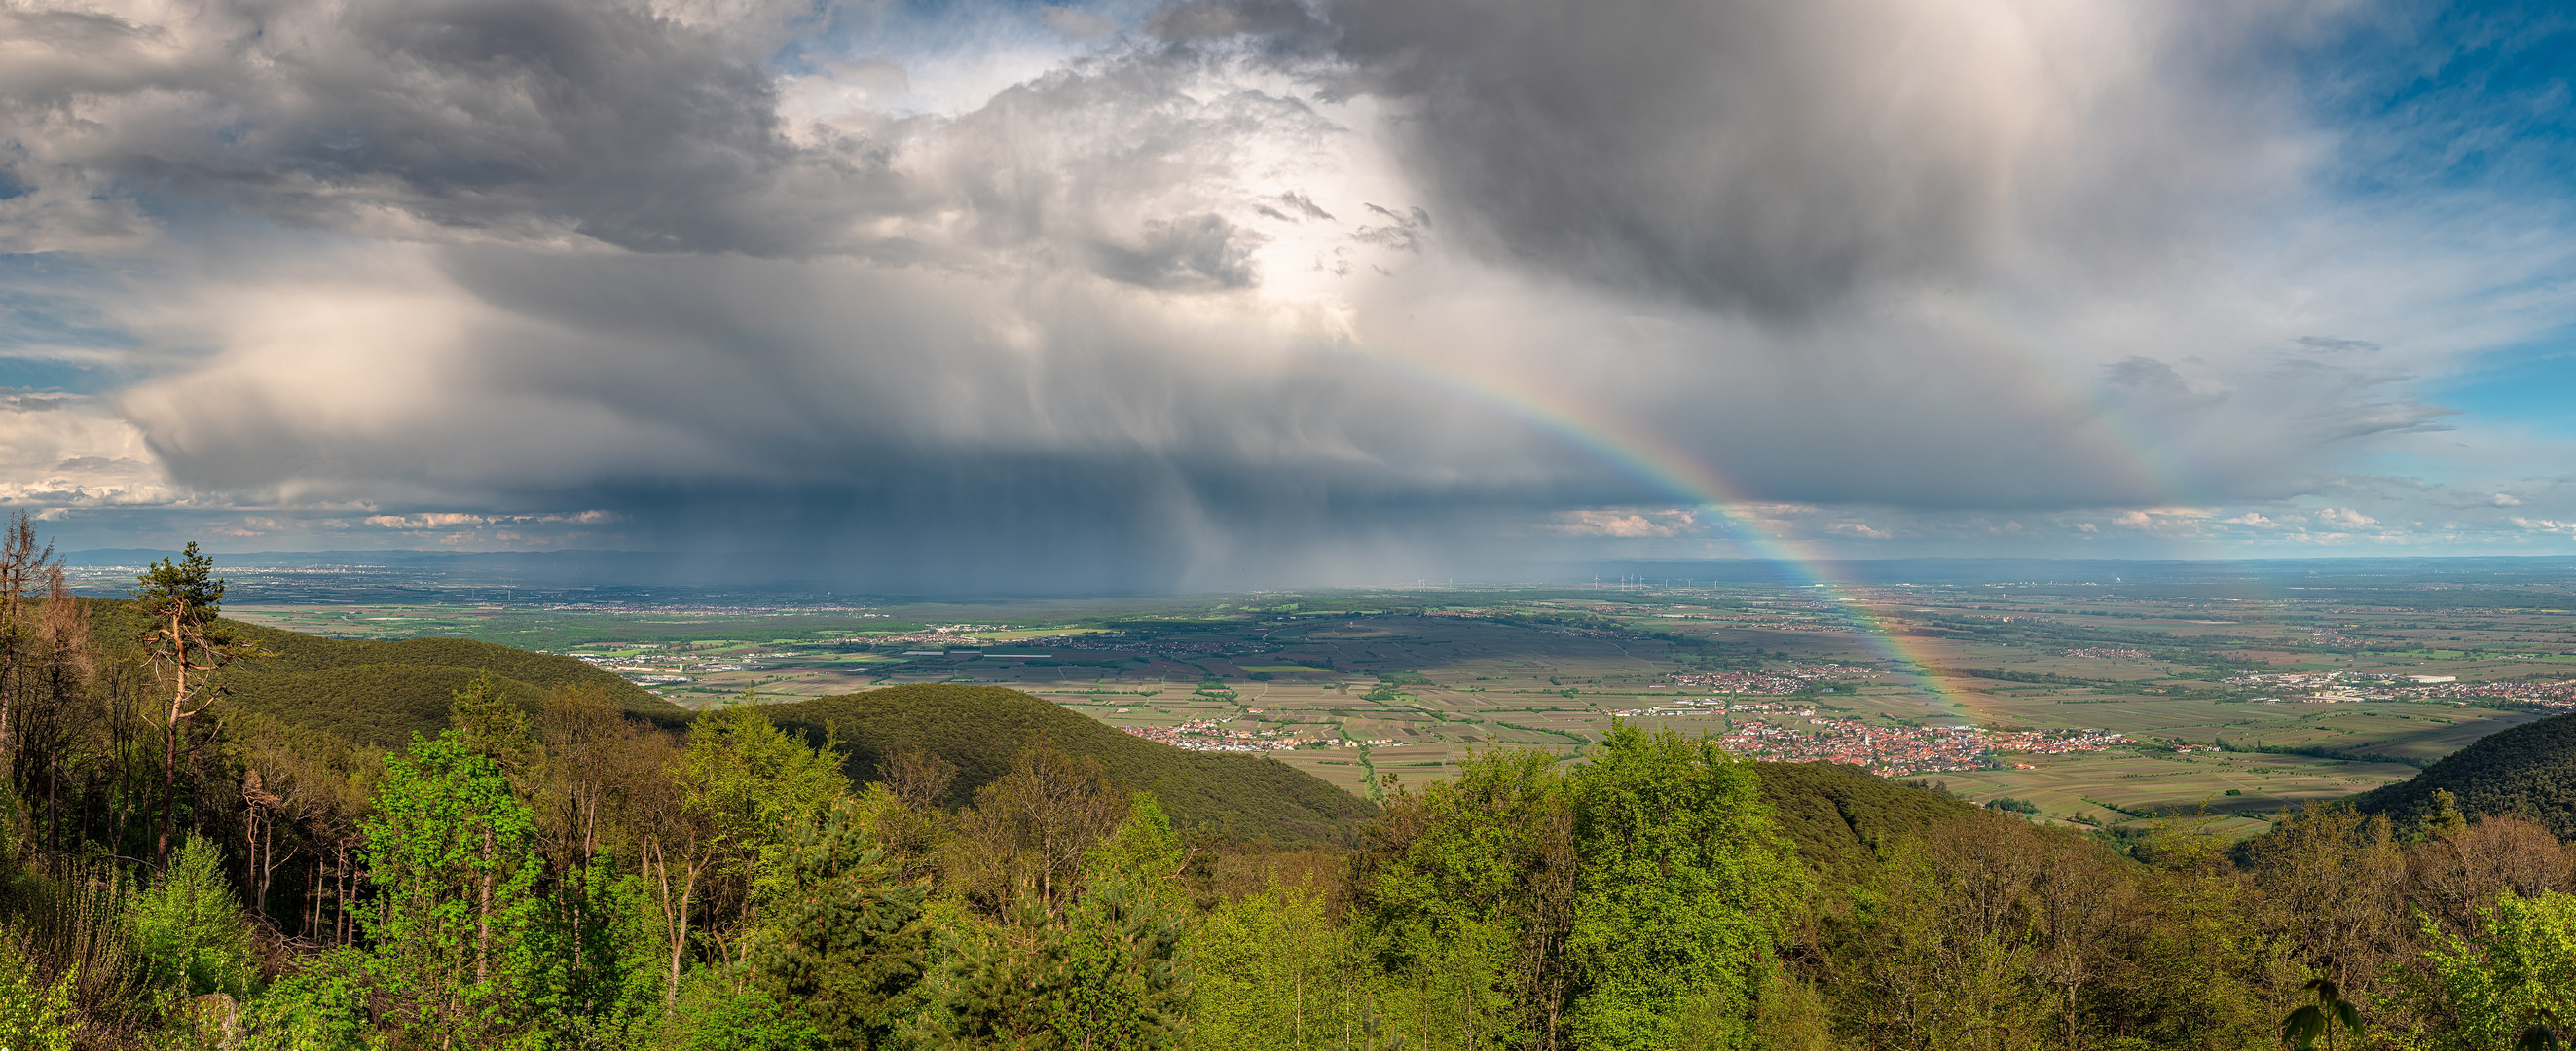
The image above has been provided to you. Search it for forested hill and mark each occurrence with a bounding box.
[86,598,687,749]
[762,684,1377,847]
[1754,761,1982,888]
[2349,709,2576,837]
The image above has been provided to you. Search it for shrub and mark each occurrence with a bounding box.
[667,969,823,1051]
[0,934,76,1051]
[239,950,373,1051]
[128,837,255,999]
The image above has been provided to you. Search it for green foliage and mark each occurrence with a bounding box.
[131,541,224,623]
[1749,761,1979,890]
[2280,977,2363,1051]
[128,836,255,998]
[360,732,546,1047]
[750,799,931,1049]
[2422,787,2471,840]
[1353,747,1570,1050]
[1187,879,1371,1051]
[1564,725,1805,1051]
[913,799,1195,1051]
[668,969,826,1051]
[1085,796,1186,897]
[2353,710,2576,837]
[1040,881,1191,1049]
[448,670,537,769]
[535,860,668,1050]
[682,700,851,909]
[239,949,374,1051]
[919,889,1191,1051]
[225,665,552,752]
[762,685,1373,846]
[0,935,76,1051]
[2419,891,2576,1051]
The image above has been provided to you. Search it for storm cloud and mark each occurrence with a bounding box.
[5,0,2575,587]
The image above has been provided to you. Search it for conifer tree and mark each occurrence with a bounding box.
[751,797,931,1048]
[132,542,265,864]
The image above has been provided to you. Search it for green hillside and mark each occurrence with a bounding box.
[1754,761,1984,888]
[759,684,1376,847]
[2350,709,2576,837]
[87,598,686,749]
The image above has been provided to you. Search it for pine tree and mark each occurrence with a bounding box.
[132,542,266,864]
[752,798,931,1048]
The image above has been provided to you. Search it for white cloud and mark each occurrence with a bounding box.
[1543,508,1699,538]
[0,392,176,506]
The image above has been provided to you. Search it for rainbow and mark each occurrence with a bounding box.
[1320,342,2175,726]
[1324,312,2253,735]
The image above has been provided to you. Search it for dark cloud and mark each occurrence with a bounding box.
[1146,0,1328,45]
[1321,0,2004,311]
[0,0,910,254]
[1320,0,2291,314]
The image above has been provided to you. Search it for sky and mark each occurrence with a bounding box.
[3,0,2576,590]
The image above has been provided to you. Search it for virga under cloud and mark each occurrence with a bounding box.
[3,0,2574,588]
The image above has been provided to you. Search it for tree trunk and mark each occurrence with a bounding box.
[243,799,261,921]
[338,843,354,946]
[160,716,177,866]
[1,646,16,796]
[478,824,493,986]
[646,839,695,1009]
[667,869,694,1008]
[159,609,184,867]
